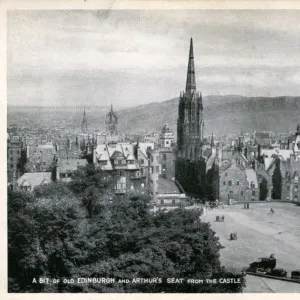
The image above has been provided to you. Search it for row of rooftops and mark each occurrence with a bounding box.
[94,142,155,171]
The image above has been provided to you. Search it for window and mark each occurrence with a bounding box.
[241,191,244,196]
[119,170,125,176]
[150,167,153,174]
[160,199,164,205]
[163,154,167,160]
[166,141,169,145]
[236,181,239,186]
[252,191,256,196]
[115,183,126,190]
[162,164,166,171]
[225,173,227,177]
[223,181,226,185]
[287,185,290,191]
[295,185,298,192]
[140,159,144,164]
[141,168,144,175]
[156,166,159,173]
[228,180,232,186]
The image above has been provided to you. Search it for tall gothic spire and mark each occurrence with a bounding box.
[81,107,88,134]
[185,38,196,94]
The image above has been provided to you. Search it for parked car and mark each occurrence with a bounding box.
[291,270,300,281]
[266,268,287,278]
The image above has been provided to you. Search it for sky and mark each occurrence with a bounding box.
[7,9,300,107]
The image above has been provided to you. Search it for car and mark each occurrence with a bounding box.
[291,270,300,281]
[266,268,287,277]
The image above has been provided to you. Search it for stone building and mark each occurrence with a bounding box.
[16,172,52,193]
[26,144,57,172]
[175,39,219,198]
[159,124,174,148]
[175,38,212,198]
[7,135,25,186]
[159,148,175,181]
[251,124,300,202]
[176,38,204,161]
[105,104,118,136]
[219,156,259,204]
[93,141,154,196]
[56,158,88,182]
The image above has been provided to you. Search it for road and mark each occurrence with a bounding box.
[201,202,300,281]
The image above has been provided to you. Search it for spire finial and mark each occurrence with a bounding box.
[81,106,88,134]
[185,38,196,94]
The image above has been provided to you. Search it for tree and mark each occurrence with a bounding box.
[259,177,268,200]
[271,158,282,199]
[8,166,244,293]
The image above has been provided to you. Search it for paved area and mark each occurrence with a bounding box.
[244,275,300,293]
[201,202,300,292]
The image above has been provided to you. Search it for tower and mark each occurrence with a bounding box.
[105,104,118,136]
[177,38,204,160]
[160,124,174,148]
[81,108,88,134]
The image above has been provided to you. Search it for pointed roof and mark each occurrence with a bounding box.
[296,123,300,136]
[186,38,196,94]
[81,107,88,133]
[105,104,118,123]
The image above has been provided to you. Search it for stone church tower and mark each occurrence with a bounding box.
[81,108,88,134]
[177,38,204,161]
[105,104,118,136]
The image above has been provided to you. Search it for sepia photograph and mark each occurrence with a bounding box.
[5,4,300,294]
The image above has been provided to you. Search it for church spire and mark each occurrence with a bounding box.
[81,107,88,134]
[186,38,196,94]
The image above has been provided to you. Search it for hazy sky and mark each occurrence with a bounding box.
[7,10,300,107]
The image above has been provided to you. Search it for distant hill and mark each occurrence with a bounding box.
[116,96,300,136]
[7,96,300,136]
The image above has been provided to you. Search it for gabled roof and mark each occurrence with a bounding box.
[17,172,52,190]
[110,150,124,160]
[245,168,258,188]
[58,159,87,172]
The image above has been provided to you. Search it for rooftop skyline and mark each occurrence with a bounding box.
[7,10,300,107]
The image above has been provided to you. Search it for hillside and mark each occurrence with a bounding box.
[7,96,300,136]
[117,96,300,136]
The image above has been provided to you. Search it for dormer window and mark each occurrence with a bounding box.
[295,172,299,182]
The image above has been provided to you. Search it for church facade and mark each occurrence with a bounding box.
[175,38,218,199]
